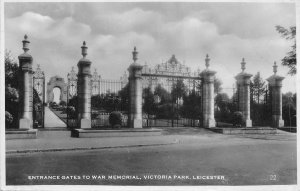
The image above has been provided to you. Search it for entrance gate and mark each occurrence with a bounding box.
[66,67,128,128]
[142,74,202,127]
[32,65,45,128]
[90,69,128,128]
[141,55,202,128]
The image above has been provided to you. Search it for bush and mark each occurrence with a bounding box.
[5,111,13,129]
[109,111,122,128]
[59,101,67,106]
[91,111,99,119]
[5,86,19,128]
[66,106,77,119]
[156,103,180,119]
[232,111,244,127]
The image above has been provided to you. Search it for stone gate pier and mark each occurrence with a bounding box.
[6,35,38,139]
[200,54,216,128]
[267,62,285,128]
[235,58,252,127]
[128,47,143,128]
[18,35,33,130]
[77,41,92,129]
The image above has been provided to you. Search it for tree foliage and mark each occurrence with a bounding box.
[251,72,266,104]
[154,84,171,104]
[118,83,129,112]
[143,87,156,115]
[276,25,296,75]
[214,78,222,94]
[181,90,202,119]
[282,92,296,127]
[5,50,19,88]
[214,93,237,123]
[5,51,19,128]
[171,79,187,101]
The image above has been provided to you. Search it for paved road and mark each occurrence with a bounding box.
[44,106,66,128]
[6,128,296,186]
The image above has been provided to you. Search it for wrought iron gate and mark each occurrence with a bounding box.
[32,65,45,128]
[141,74,202,128]
[90,69,128,128]
[66,67,128,128]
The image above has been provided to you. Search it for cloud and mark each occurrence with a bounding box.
[92,8,163,35]
[4,3,296,96]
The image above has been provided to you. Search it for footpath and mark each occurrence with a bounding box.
[5,130,180,154]
[44,106,67,129]
[6,126,296,154]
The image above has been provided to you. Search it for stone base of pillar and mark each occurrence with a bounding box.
[19,118,31,129]
[204,119,216,128]
[80,119,91,129]
[129,119,143,128]
[245,119,252,127]
[273,119,284,128]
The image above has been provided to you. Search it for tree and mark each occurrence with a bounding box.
[251,72,266,104]
[5,51,19,128]
[181,90,202,119]
[276,25,296,75]
[214,93,232,123]
[142,87,156,115]
[5,86,19,128]
[5,50,19,88]
[118,83,129,112]
[171,79,187,102]
[214,78,222,94]
[154,84,171,104]
[282,92,296,127]
[68,95,78,112]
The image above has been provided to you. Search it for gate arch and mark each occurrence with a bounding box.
[47,76,68,104]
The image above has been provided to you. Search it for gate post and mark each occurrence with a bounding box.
[128,47,143,128]
[235,58,252,127]
[18,35,33,129]
[200,55,216,128]
[267,62,284,127]
[77,41,92,129]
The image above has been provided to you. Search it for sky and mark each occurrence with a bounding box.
[4,2,297,97]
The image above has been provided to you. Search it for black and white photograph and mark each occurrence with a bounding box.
[1,1,298,190]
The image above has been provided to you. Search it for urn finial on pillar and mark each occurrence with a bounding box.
[205,54,210,69]
[241,58,246,72]
[132,46,138,63]
[273,61,278,75]
[22,34,30,53]
[81,41,88,58]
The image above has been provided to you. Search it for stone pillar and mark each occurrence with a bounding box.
[128,47,143,128]
[77,41,92,129]
[235,58,252,127]
[200,55,216,128]
[18,35,33,129]
[267,62,284,127]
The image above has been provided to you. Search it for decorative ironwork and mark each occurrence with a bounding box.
[33,64,45,128]
[67,67,77,97]
[141,54,201,93]
[33,64,45,100]
[141,55,202,128]
[91,69,101,95]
